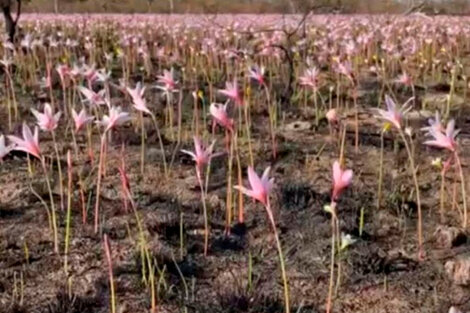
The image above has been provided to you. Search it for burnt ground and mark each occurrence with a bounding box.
[1,83,470,313]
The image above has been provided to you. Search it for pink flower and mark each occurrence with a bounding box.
[219,80,242,106]
[332,160,353,201]
[326,109,338,124]
[345,41,357,56]
[56,64,70,86]
[181,136,220,172]
[156,68,177,92]
[210,103,233,132]
[8,124,41,159]
[0,56,13,68]
[31,103,61,132]
[96,70,111,83]
[235,166,274,206]
[72,108,94,132]
[78,86,107,107]
[99,106,131,132]
[421,111,443,133]
[127,82,150,115]
[248,65,265,85]
[376,95,413,130]
[69,64,82,80]
[395,72,413,87]
[299,67,320,90]
[336,61,354,83]
[20,33,33,50]
[82,64,99,85]
[424,119,459,152]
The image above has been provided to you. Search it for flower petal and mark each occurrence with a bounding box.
[333,161,341,186]
[234,185,256,200]
[342,169,353,186]
[247,166,264,195]
[180,149,196,160]
[385,95,396,113]
[446,119,455,138]
[22,124,34,144]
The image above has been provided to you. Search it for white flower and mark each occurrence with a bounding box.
[340,233,357,251]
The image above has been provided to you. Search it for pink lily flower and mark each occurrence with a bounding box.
[82,64,99,86]
[181,136,220,173]
[156,68,177,92]
[96,70,112,84]
[3,41,15,52]
[248,65,265,85]
[127,82,150,115]
[69,64,82,80]
[20,33,33,50]
[31,103,61,132]
[99,106,131,132]
[0,56,13,69]
[72,108,94,132]
[8,124,41,159]
[336,61,355,83]
[421,111,444,133]
[395,72,413,87]
[219,80,243,106]
[210,103,233,132]
[56,64,70,87]
[376,95,413,130]
[332,160,353,201]
[78,86,107,107]
[0,135,13,161]
[299,67,320,90]
[326,109,338,124]
[424,119,459,152]
[234,166,274,206]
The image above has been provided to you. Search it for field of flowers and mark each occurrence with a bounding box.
[0,13,470,313]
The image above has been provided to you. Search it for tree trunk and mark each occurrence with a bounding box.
[1,0,21,42]
[54,0,58,13]
[2,6,14,40]
[287,0,296,13]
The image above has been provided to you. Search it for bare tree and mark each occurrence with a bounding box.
[147,0,154,13]
[1,0,21,42]
[287,0,296,13]
[404,0,427,14]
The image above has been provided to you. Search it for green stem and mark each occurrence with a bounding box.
[377,130,385,209]
[454,151,467,228]
[326,208,336,313]
[64,152,73,273]
[51,131,64,211]
[41,156,59,254]
[440,168,445,222]
[151,114,168,177]
[94,134,106,233]
[103,235,116,313]
[140,113,146,176]
[266,199,290,313]
[197,169,209,256]
[399,130,423,258]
